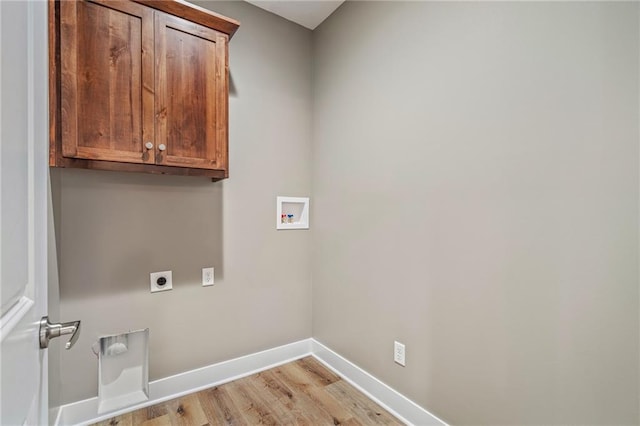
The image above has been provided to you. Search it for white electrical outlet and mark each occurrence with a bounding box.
[150,270,172,293]
[202,267,214,286]
[394,341,406,366]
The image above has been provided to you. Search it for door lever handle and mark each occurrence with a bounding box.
[39,316,81,350]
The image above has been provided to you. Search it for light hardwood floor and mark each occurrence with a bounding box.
[93,356,403,426]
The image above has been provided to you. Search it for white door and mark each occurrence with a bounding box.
[0,0,50,424]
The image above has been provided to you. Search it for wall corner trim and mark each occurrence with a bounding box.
[56,338,447,426]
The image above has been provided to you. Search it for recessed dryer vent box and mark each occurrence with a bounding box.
[97,328,149,414]
[277,196,309,230]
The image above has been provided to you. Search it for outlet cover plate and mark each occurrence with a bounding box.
[394,341,406,366]
[150,271,172,293]
[202,267,214,286]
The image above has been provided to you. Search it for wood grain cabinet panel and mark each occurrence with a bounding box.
[50,0,238,179]
[60,0,154,164]
[155,12,228,170]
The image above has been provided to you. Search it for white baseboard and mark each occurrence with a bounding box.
[56,339,313,425]
[310,339,447,426]
[56,338,447,426]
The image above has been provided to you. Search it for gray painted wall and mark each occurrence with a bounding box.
[312,2,639,425]
[48,170,62,422]
[53,1,312,404]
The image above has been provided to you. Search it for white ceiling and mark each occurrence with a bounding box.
[245,0,345,30]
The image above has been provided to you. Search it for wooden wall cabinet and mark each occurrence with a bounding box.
[49,0,239,180]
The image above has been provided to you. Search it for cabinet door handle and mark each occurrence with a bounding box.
[145,142,153,150]
[158,144,166,151]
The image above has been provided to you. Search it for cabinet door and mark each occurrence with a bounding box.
[60,0,155,164]
[155,12,228,171]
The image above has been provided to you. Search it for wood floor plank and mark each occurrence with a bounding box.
[93,412,132,426]
[138,414,172,426]
[326,380,400,425]
[245,372,309,424]
[339,418,367,426]
[165,393,208,426]
[271,364,355,425]
[253,370,310,424]
[259,368,336,425]
[197,384,243,425]
[275,359,317,389]
[131,408,154,424]
[295,357,341,386]
[224,376,280,425]
[91,356,402,426]
[136,400,169,423]
[307,384,359,425]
